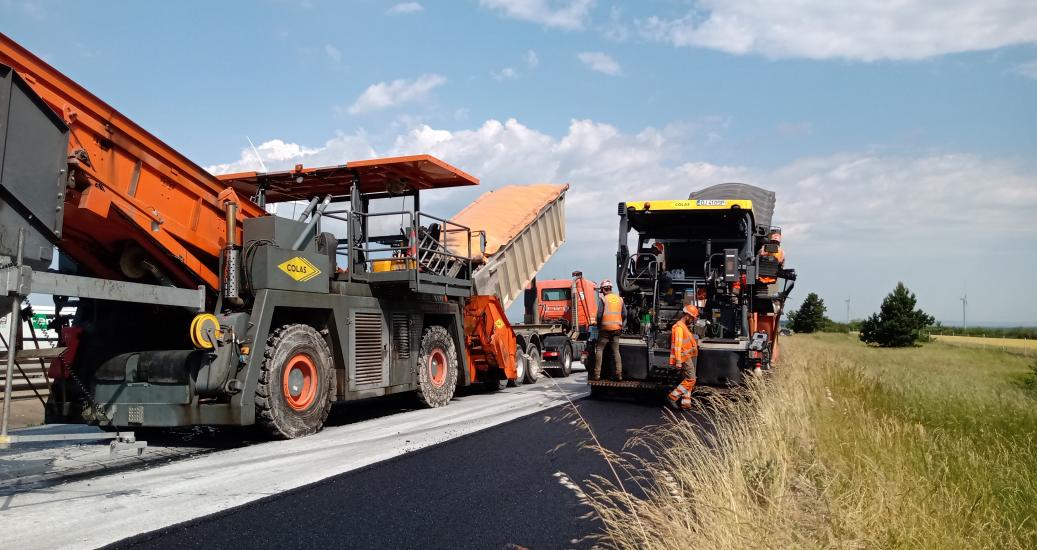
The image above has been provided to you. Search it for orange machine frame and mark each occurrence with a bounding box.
[1,34,480,293]
[1,33,265,290]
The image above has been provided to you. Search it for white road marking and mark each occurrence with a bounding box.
[0,372,588,549]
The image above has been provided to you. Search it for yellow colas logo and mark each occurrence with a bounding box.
[278,257,322,282]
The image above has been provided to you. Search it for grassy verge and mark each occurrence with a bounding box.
[931,334,1036,355]
[580,333,1037,549]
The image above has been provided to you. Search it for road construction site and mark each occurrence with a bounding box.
[2,371,591,548]
[1,29,791,549]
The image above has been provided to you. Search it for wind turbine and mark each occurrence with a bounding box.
[845,298,851,332]
[960,287,968,332]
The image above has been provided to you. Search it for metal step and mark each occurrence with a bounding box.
[0,346,66,362]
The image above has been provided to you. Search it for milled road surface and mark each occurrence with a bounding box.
[113,395,698,549]
[2,369,706,549]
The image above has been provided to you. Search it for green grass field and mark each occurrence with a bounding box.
[580,334,1037,549]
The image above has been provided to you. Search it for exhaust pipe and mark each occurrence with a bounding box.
[222,201,243,308]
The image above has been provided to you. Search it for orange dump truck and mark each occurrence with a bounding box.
[451,184,573,385]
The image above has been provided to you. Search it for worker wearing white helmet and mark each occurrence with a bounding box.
[668,304,699,410]
[592,279,625,381]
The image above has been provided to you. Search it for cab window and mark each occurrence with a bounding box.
[541,288,571,301]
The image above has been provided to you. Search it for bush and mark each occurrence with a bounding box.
[787,292,826,333]
[859,282,935,347]
[822,319,863,333]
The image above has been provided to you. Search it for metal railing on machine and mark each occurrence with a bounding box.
[336,209,472,284]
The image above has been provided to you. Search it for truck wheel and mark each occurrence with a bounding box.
[508,349,526,387]
[524,344,542,384]
[558,345,573,378]
[256,324,335,439]
[415,325,458,407]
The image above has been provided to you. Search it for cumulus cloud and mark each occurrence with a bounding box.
[386,2,423,15]
[208,137,374,175]
[207,118,1037,322]
[577,51,622,75]
[346,74,447,114]
[479,0,595,30]
[637,0,1037,61]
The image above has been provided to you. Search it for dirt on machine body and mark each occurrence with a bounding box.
[0,34,575,440]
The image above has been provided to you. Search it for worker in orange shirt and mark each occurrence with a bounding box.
[667,304,699,410]
[592,279,625,381]
[757,230,785,285]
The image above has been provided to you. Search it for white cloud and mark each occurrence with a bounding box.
[208,119,1037,323]
[479,0,594,30]
[346,74,447,114]
[601,5,630,42]
[1014,59,1037,80]
[526,49,539,69]
[323,43,342,63]
[386,2,423,15]
[491,50,540,81]
[577,51,622,75]
[491,67,518,82]
[638,0,1037,61]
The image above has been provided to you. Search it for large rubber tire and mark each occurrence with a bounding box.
[557,344,573,378]
[524,343,542,384]
[255,324,335,439]
[508,348,526,387]
[415,325,458,407]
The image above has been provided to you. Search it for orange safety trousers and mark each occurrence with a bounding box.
[668,378,696,410]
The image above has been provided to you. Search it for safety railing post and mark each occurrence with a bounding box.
[1,228,26,442]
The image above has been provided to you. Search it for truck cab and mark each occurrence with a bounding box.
[514,274,597,376]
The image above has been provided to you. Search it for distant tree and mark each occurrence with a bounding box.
[822,318,863,333]
[859,282,935,347]
[788,293,827,333]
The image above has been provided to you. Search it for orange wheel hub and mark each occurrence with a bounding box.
[283,353,318,411]
[429,349,447,388]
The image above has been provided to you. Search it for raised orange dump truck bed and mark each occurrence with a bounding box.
[451,183,568,309]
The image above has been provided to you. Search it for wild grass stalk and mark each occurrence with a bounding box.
[572,334,1037,549]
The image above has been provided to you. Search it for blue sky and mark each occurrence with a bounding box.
[3,0,1036,324]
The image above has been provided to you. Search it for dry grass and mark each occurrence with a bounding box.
[932,334,1035,354]
[574,334,1037,549]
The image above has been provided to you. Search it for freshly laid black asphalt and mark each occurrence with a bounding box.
[110,394,707,550]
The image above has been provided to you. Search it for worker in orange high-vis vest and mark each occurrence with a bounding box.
[667,304,699,410]
[757,230,785,285]
[592,279,626,381]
